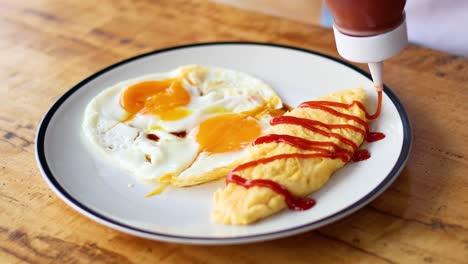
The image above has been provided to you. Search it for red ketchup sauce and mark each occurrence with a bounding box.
[226,91,385,210]
[324,0,406,37]
[352,149,371,162]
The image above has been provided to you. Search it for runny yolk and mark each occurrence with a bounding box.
[196,114,261,153]
[120,79,191,121]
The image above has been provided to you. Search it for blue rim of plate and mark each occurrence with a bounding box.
[35,42,412,244]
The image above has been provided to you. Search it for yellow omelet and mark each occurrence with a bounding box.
[211,88,368,225]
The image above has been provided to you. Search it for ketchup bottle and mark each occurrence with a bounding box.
[324,0,408,91]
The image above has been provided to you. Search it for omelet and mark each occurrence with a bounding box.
[211,88,367,225]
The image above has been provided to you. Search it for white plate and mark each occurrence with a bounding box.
[36,42,411,245]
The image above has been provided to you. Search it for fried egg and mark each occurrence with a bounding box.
[82,65,283,186]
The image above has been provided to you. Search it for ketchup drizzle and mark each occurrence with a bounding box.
[271,116,360,152]
[227,174,316,210]
[299,102,369,132]
[300,90,383,120]
[253,134,352,162]
[225,91,385,211]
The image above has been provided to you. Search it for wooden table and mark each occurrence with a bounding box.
[1,0,467,263]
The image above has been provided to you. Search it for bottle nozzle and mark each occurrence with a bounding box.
[368,62,384,92]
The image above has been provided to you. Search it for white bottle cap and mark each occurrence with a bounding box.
[332,15,408,63]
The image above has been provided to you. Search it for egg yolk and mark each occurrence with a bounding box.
[120,79,191,121]
[196,114,261,153]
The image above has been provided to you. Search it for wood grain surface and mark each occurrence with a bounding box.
[1,0,467,263]
[213,0,323,24]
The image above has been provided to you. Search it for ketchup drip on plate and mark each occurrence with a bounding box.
[352,149,371,162]
[367,132,386,142]
[226,91,385,211]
